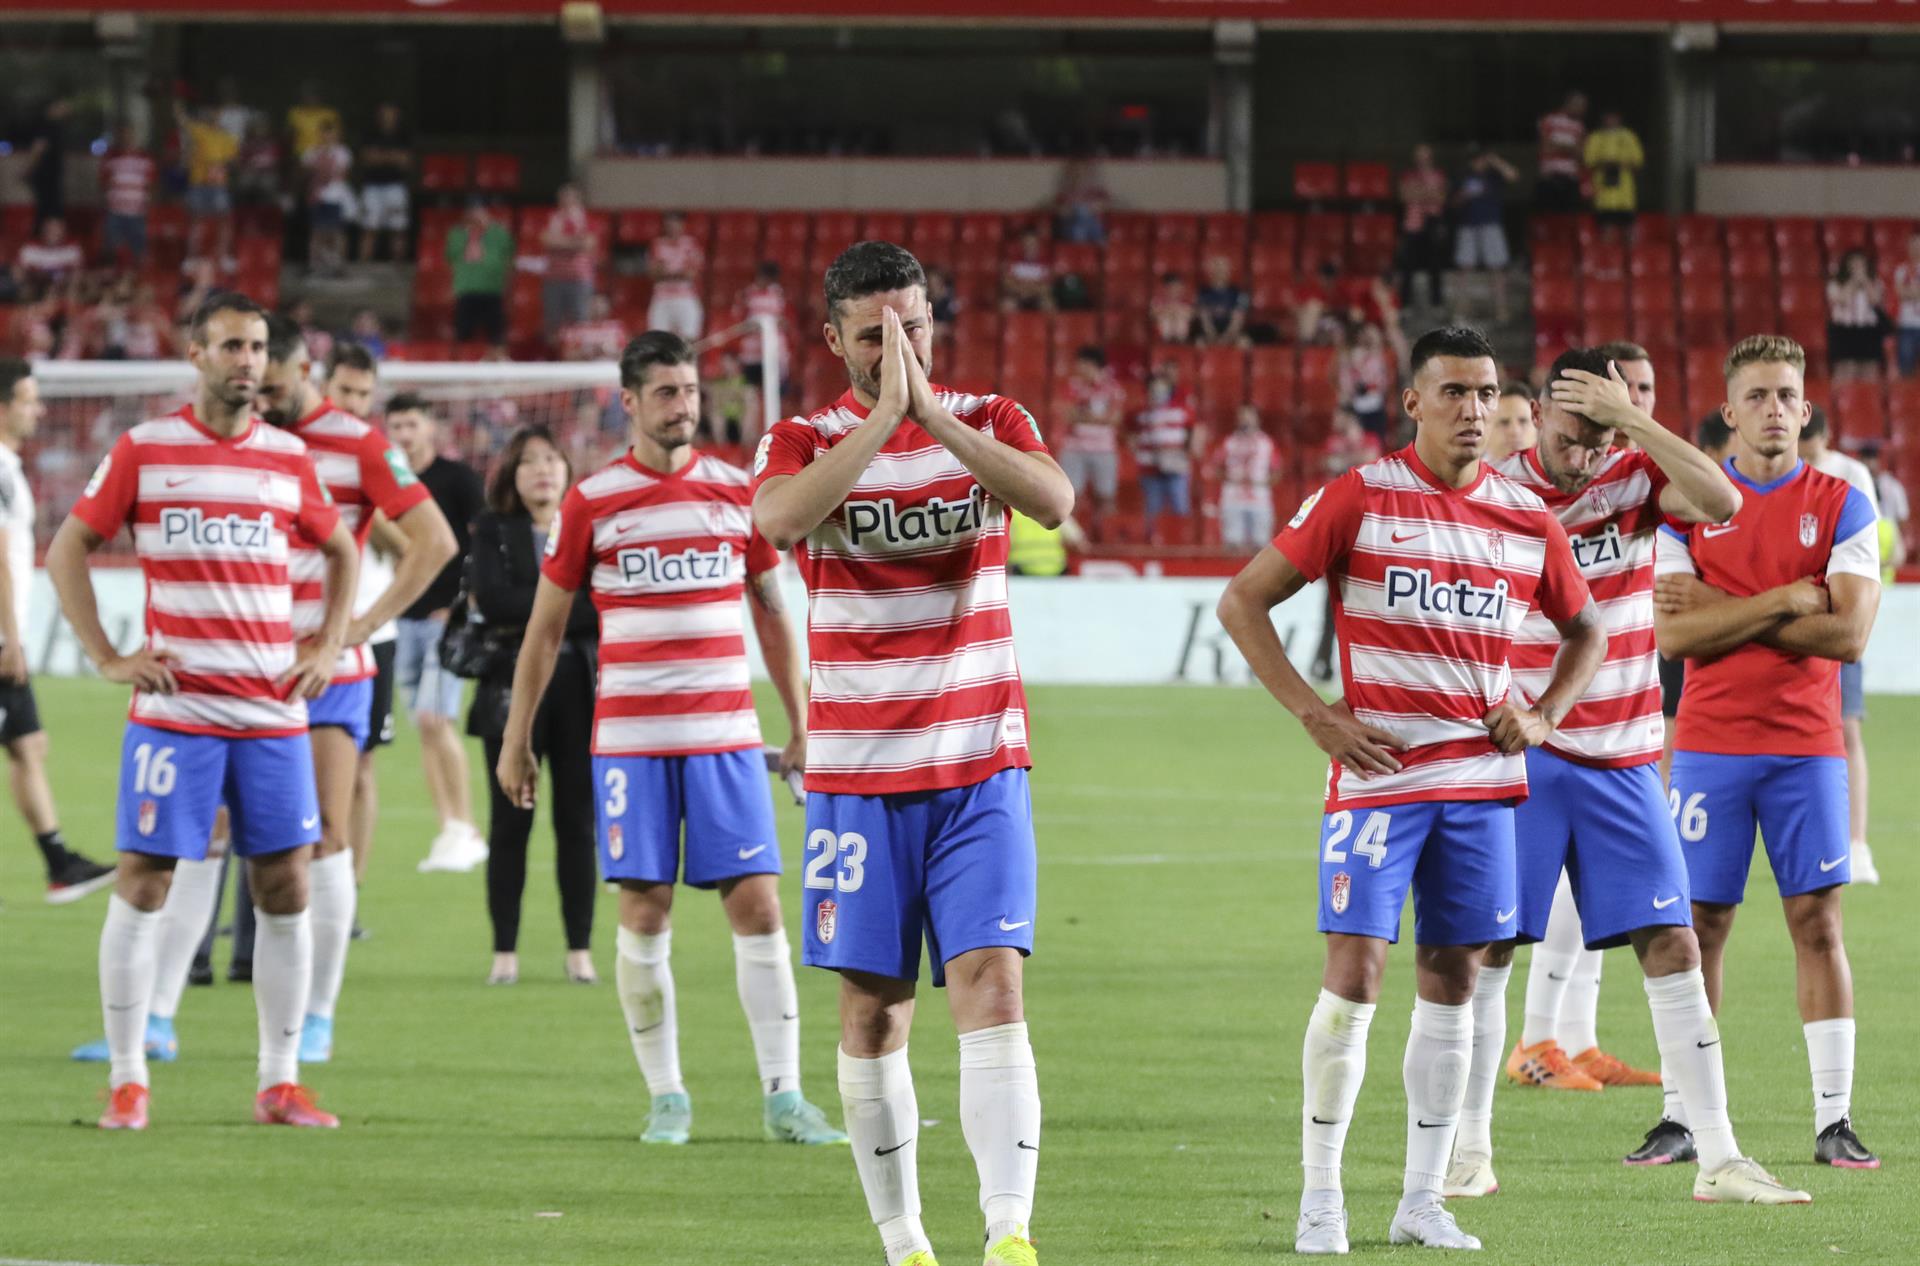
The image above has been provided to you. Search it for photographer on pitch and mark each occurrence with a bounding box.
[457,426,600,985]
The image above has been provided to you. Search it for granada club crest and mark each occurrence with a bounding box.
[707,499,732,536]
[1486,529,1505,567]
[138,799,158,838]
[1799,513,1819,548]
[816,898,838,944]
[1330,870,1352,915]
[606,823,624,860]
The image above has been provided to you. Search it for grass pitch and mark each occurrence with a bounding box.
[0,678,1913,1265]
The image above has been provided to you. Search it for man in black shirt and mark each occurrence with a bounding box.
[385,393,489,872]
[357,103,413,264]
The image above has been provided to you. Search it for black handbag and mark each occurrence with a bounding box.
[438,593,519,681]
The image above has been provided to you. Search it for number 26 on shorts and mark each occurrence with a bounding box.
[1668,789,1708,842]
[1324,809,1390,868]
[804,829,867,893]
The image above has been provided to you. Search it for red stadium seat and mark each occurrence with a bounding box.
[1888,379,1920,440]
[1297,214,1347,276]
[1104,212,1153,249]
[1872,218,1916,267]
[1831,381,1888,440]
[1200,212,1249,261]
[1154,214,1200,247]
[906,214,956,270]
[762,211,810,252]
[1533,276,1579,320]
[472,153,522,194]
[1530,214,1579,247]
[1196,346,1247,422]
[1531,241,1577,282]
[1635,213,1676,246]
[1584,239,1626,280]
[1725,240,1775,281]
[1771,217,1821,267]
[1629,238,1676,281]
[1299,345,1339,412]
[1250,239,1296,283]
[1683,348,1726,415]
[1292,162,1339,203]
[1672,215,1721,253]
[1248,346,1298,411]
[1676,243,1727,280]
[1051,312,1101,368]
[1823,217,1872,262]
[1631,273,1676,321]
[1724,217,1770,254]
[860,212,909,245]
[1252,211,1300,249]
[419,153,469,194]
[1341,161,1393,203]
[1348,213,1396,274]
[711,212,759,252]
[1777,278,1826,319]
[1150,235,1198,282]
[615,210,662,246]
[812,212,859,255]
[1729,278,1781,328]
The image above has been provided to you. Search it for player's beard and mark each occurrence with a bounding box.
[645,416,697,453]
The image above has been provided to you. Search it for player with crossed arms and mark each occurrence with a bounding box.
[49,291,358,1130]
[1218,326,1607,1255]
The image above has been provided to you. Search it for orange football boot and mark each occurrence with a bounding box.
[1505,1038,1604,1091]
[99,1083,150,1130]
[254,1083,339,1128]
[1571,1046,1662,1087]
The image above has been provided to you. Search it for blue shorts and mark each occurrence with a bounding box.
[1669,751,1851,904]
[1513,751,1691,949]
[1317,799,1517,946]
[1840,661,1865,720]
[307,678,373,749]
[593,748,780,889]
[116,722,321,860]
[801,767,1037,988]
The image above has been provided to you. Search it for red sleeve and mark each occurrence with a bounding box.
[1535,515,1592,624]
[539,486,594,591]
[70,433,140,539]
[749,419,818,493]
[1271,470,1364,581]
[745,526,780,576]
[358,430,433,521]
[293,455,342,545]
[987,395,1052,457]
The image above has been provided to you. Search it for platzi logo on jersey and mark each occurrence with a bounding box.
[1383,566,1510,622]
[1570,522,1624,570]
[844,488,986,547]
[1800,513,1819,548]
[617,541,735,586]
[159,508,276,551]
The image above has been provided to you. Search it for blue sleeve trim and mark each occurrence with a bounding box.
[1835,486,1876,542]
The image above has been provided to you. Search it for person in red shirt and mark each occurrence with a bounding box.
[1132,368,1204,544]
[1000,229,1053,314]
[1396,143,1449,308]
[101,124,157,270]
[542,184,599,343]
[1058,345,1125,539]
[646,210,706,341]
[15,217,85,303]
[734,260,794,406]
[1536,92,1589,214]
[558,293,627,363]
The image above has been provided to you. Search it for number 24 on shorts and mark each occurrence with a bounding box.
[1324,809,1390,868]
[804,829,867,893]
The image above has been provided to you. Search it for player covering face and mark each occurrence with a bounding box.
[1217,327,1607,1254]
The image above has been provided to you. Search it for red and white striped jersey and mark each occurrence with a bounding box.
[737,282,791,367]
[650,232,705,298]
[1217,429,1278,504]
[1538,110,1587,177]
[1496,446,1670,767]
[1060,372,1126,457]
[559,319,627,362]
[1274,446,1591,811]
[102,150,156,218]
[286,401,432,682]
[543,450,779,757]
[752,387,1051,794]
[70,407,341,738]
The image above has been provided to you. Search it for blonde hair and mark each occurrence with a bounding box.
[1723,334,1805,384]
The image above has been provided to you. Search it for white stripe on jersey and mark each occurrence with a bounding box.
[1336,748,1528,802]
[1352,514,1548,575]
[1345,643,1509,703]
[811,639,1024,703]
[595,710,762,752]
[590,500,754,551]
[808,568,1008,632]
[153,633,296,676]
[1512,655,1653,704]
[1350,708,1491,750]
[150,580,292,623]
[136,465,303,512]
[599,602,744,644]
[134,692,304,733]
[807,710,1022,776]
[599,657,752,695]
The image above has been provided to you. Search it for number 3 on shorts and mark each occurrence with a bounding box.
[1323,809,1390,868]
[603,767,627,818]
[804,829,866,893]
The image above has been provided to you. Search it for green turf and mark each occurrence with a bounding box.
[0,677,1913,1265]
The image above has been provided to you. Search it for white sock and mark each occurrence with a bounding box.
[305,850,356,1021]
[839,1045,930,1266]
[733,931,801,1096]
[1402,996,1473,1206]
[149,856,222,1020]
[1456,963,1509,1160]
[1804,1017,1855,1133]
[1523,874,1582,1047]
[253,908,312,1091]
[1644,969,1737,1168]
[1300,988,1375,1208]
[100,894,163,1090]
[616,926,684,1097]
[959,1022,1041,1245]
[1559,949,1603,1056]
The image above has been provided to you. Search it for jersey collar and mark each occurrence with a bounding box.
[1724,455,1804,496]
[292,397,333,431]
[178,404,257,446]
[622,447,697,481]
[1403,441,1488,498]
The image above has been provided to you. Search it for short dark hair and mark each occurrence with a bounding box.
[619,330,696,392]
[0,358,31,405]
[1408,326,1497,379]
[487,425,570,517]
[1075,345,1106,368]
[327,341,377,378]
[1695,413,1732,451]
[265,313,308,364]
[1804,403,1829,441]
[1596,339,1651,365]
[1545,346,1615,425]
[385,391,433,420]
[1499,381,1536,402]
[823,241,926,325]
[188,290,268,345]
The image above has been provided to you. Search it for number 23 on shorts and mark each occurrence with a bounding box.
[804,829,867,893]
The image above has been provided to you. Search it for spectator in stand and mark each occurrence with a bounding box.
[346,309,389,360]
[211,78,259,149]
[1860,443,1908,572]
[1307,407,1385,681]
[645,209,704,340]
[1212,404,1279,551]
[286,82,342,162]
[542,184,599,343]
[100,124,157,270]
[466,426,600,986]
[1452,146,1516,324]
[558,293,626,363]
[284,297,334,366]
[22,99,71,230]
[1194,255,1250,347]
[233,118,283,217]
[1585,110,1645,238]
[1052,157,1110,245]
[14,218,85,303]
[1151,272,1196,345]
[1827,249,1887,382]
[1486,380,1540,462]
[1339,322,1396,440]
[1894,230,1920,378]
[357,103,414,264]
[85,277,177,360]
[1001,229,1054,313]
[1396,143,1449,308]
[1289,261,1340,345]
[701,350,752,446]
[735,260,793,408]
[1536,90,1588,214]
[175,257,220,326]
[927,267,959,339]
[1058,346,1125,540]
[1051,261,1093,313]
[303,118,355,277]
[448,198,513,347]
[1132,368,1205,545]
[176,99,238,265]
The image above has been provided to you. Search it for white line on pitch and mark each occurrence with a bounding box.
[0,1257,155,1266]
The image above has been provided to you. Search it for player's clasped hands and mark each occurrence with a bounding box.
[100,647,180,695]
[1305,698,1406,779]
[1484,700,1552,754]
[1548,361,1637,428]
[875,306,913,426]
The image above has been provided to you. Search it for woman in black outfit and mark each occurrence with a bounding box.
[466,426,600,985]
